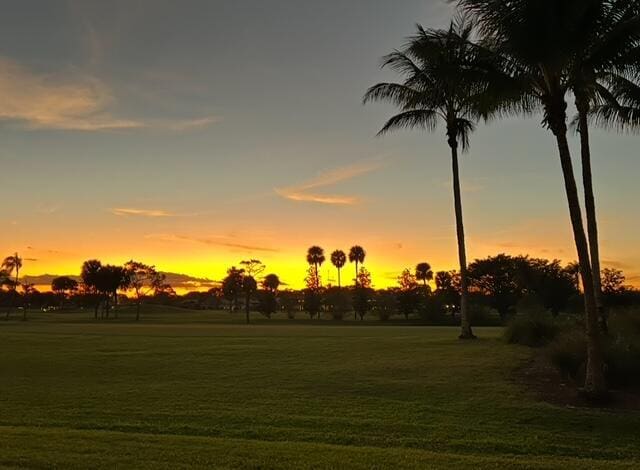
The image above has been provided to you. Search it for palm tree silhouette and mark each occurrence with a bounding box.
[330,250,347,288]
[2,253,22,290]
[306,246,325,284]
[566,1,640,333]
[415,262,434,290]
[364,18,491,339]
[348,246,366,287]
[457,0,609,397]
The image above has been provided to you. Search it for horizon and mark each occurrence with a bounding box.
[1,0,639,289]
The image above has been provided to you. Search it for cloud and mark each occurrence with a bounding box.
[0,57,217,132]
[145,234,278,253]
[275,160,383,205]
[111,208,177,218]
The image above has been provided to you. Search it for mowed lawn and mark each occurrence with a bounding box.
[1,310,639,469]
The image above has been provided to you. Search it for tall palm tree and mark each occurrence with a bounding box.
[415,262,434,290]
[306,246,325,283]
[457,0,610,398]
[364,18,492,339]
[348,246,366,287]
[567,0,640,333]
[330,250,347,287]
[2,253,22,289]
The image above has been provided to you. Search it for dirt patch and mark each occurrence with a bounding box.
[514,354,640,411]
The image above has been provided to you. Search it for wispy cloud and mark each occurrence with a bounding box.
[276,160,383,205]
[0,57,218,132]
[145,234,278,253]
[110,208,177,218]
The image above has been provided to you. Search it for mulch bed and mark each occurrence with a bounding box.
[514,354,640,411]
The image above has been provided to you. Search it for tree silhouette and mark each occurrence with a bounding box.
[353,267,373,321]
[457,0,609,397]
[330,250,347,288]
[51,276,78,309]
[222,267,245,313]
[124,260,162,321]
[565,0,640,333]
[81,259,103,319]
[306,246,325,284]
[415,262,434,290]
[364,18,491,339]
[258,274,280,319]
[348,246,366,286]
[2,253,22,290]
[243,275,257,324]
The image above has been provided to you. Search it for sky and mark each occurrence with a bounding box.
[0,0,639,289]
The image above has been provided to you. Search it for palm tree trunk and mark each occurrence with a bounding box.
[578,109,606,333]
[449,140,474,340]
[554,128,607,399]
[245,292,250,324]
[338,268,341,288]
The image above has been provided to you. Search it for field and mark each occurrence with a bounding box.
[1,308,639,469]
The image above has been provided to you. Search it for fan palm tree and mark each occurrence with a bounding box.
[566,0,640,333]
[348,246,366,287]
[330,250,347,287]
[306,246,325,283]
[457,0,611,398]
[2,253,22,289]
[364,18,494,339]
[415,262,434,290]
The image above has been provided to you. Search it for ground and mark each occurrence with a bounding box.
[1,308,639,469]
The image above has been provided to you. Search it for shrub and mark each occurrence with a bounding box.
[547,327,640,387]
[504,313,561,347]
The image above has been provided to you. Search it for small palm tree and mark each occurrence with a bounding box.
[2,253,23,289]
[306,246,325,283]
[348,246,366,287]
[330,250,347,287]
[364,18,492,339]
[415,262,434,290]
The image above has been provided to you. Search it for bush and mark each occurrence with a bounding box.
[547,326,640,387]
[504,313,562,347]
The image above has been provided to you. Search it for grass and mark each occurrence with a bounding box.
[1,308,639,469]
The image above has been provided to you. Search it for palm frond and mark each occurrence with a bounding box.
[377,109,439,136]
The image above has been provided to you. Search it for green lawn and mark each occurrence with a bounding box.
[1,310,639,469]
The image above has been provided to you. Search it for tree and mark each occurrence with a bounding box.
[526,258,578,317]
[364,18,491,339]
[96,265,129,319]
[397,269,420,320]
[257,274,280,319]
[457,0,609,397]
[222,267,245,313]
[565,262,581,292]
[565,0,640,333]
[348,245,366,290]
[434,271,461,317]
[415,262,434,290]
[240,259,265,278]
[468,254,526,321]
[242,275,257,324]
[2,253,23,317]
[330,250,347,287]
[51,276,79,309]
[303,266,323,320]
[124,261,162,321]
[353,268,373,321]
[306,246,325,284]
[2,253,22,289]
[81,259,104,319]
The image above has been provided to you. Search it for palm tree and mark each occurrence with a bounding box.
[364,18,491,339]
[566,0,640,333]
[330,250,347,287]
[262,273,281,293]
[415,262,434,290]
[457,0,610,398]
[2,253,22,290]
[348,246,366,287]
[306,246,325,283]
[243,275,257,324]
